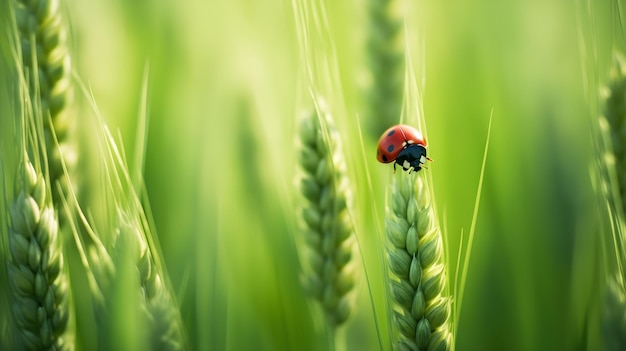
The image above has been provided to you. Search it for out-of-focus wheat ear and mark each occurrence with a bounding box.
[386,172,453,351]
[61,157,186,351]
[95,119,186,350]
[15,0,75,201]
[85,216,185,351]
[366,0,404,136]
[602,53,626,216]
[7,151,71,350]
[600,52,626,351]
[123,218,185,351]
[297,101,358,329]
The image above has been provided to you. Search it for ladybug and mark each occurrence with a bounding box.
[376,124,431,173]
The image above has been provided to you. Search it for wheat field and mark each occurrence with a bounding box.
[1,0,625,350]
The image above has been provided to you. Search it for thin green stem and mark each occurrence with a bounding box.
[456,111,492,327]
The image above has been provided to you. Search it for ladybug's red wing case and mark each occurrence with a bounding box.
[377,125,406,163]
[396,124,426,147]
[376,124,426,163]
[376,124,430,173]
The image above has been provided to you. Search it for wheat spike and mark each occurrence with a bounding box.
[15,0,74,200]
[7,152,71,350]
[366,0,404,136]
[386,173,452,351]
[298,102,357,327]
[599,52,626,351]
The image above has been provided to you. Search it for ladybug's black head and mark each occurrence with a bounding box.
[394,144,428,173]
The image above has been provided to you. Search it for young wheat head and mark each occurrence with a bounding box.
[63,118,186,351]
[386,172,452,351]
[15,0,75,200]
[7,152,71,350]
[601,52,626,213]
[298,101,357,327]
[87,212,185,351]
[599,52,626,351]
[366,0,405,137]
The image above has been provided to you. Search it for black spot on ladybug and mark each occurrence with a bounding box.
[387,145,394,153]
[387,129,395,137]
[382,155,388,162]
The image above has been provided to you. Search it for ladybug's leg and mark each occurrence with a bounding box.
[393,162,397,173]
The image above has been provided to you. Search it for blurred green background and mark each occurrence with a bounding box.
[59,0,623,350]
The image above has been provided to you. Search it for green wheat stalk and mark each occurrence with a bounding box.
[366,0,404,136]
[385,172,452,351]
[15,0,74,200]
[297,100,357,340]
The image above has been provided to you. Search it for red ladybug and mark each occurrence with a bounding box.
[376,124,431,173]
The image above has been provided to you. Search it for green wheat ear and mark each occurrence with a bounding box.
[84,211,185,351]
[7,151,71,350]
[366,0,404,136]
[15,0,75,200]
[61,116,186,350]
[603,53,626,211]
[600,52,626,351]
[297,101,357,328]
[385,172,452,351]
